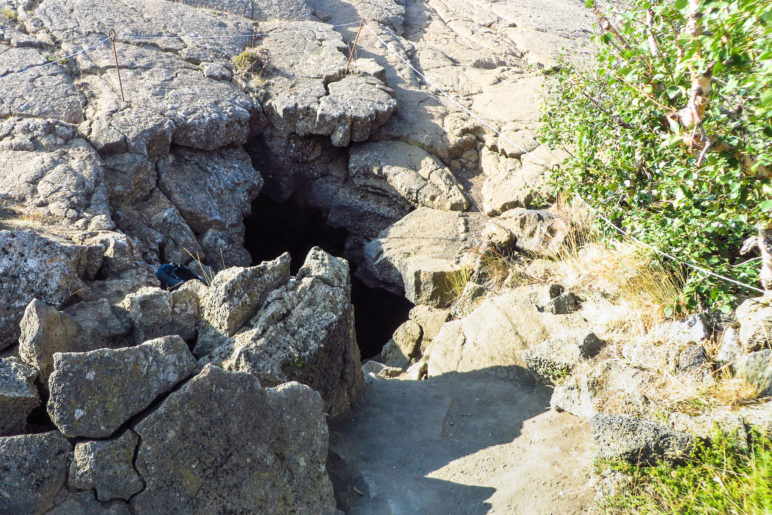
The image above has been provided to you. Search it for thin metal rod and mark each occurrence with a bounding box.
[344,19,365,74]
[108,29,125,102]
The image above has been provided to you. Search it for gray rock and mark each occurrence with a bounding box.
[551,360,654,419]
[380,340,410,370]
[18,299,81,384]
[197,253,291,346]
[481,159,551,216]
[483,208,571,257]
[0,119,113,232]
[0,230,90,350]
[590,413,694,464]
[174,0,313,21]
[349,141,468,211]
[427,286,596,377]
[64,298,132,349]
[47,335,196,438]
[0,357,39,436]
[131,365,337,514]
[362,208,474,307]
[380,320,423,368]
[0,431,72,514]
[591,413,693,464]
[735,295,772,350]
[736,349,772,397]
[668,411,748,448]
[119,287,199,344]
[677,345,708,373]
[523,338,580,384]
[0,48,83,123]
[46,489,131,515]
[202,248,362,417]
[545,291,582,315]
[409,305,450,351]
[716,327,742,368]
[157,147,263,261]
[651,314,711,345]
[254,22,396,146]
[450,281,487,318]
[69,430,143,502]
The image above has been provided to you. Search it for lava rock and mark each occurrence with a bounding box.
[0,431,72,514]
[131,365,337,513]
[736,349,772,397]
[0,230,89,351]
[119,286,199,344]
[590,413,693,464]
[677,345,709,373]
[524,338,580,384]
[0,357,39,436]
[47,335,196,438]
[202,248,363,417]
[69,430,144,501]
[735,295,772,350]
[18,299,81,384]
[198,253,291,341]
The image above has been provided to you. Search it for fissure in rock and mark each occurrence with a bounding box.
[244,195,412,359]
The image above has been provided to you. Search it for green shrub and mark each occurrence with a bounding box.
[601,429,772,513]
[540,0,771,311]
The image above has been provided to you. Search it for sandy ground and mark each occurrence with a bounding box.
[329,368,595,514]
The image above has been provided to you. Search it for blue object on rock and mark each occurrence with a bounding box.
[155,263,203,291]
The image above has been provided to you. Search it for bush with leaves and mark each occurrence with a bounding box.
[540,0,771,311]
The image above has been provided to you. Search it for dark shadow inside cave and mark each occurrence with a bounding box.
[243,194,413,360]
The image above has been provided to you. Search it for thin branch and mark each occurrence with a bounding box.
[581,91,634,129]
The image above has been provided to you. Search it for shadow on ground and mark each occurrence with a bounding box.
[327,365,551,514]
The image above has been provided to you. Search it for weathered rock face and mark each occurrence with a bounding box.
[47,335,196,438]
[590,413,693,464]
[349,140,468,211]
[69,430,144,502]
[735,295,772,350]
[173,0,314,21]
[0,357,39,436]
[0,118,113,232]
[0,230,91,350]
[157,146,263,265]
[18,299,81,384]
[119,287,200,344]
[253,21,396,147]
[363,207,476,306]
[427,286,596,377]
[736,349,772,397]
[131,365,337,513]
[202,248,363,417]
[0,431,72,514]
[197,252,291,346]
[483,208,572,257]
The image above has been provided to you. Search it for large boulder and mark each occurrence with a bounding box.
[0,119,113,232]
[0,357,39,436]
[202,248,363,417]
[69,430,144,502]
[254,21,396,146]
[735,295,772,350]
[736,349,772,397]
[427,286,596,377]
[18,299,81,384]
[196,253,291,349]
[483,208,572,257]
[131,365,337,513]
[349,140,468,211]
[362,207,476,306]
[47,335,196,438]
[590,413,693,464]
[0,431,72,514]
[0,230,91,350]
[119,287,200,344]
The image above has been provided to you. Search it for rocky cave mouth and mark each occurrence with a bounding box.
[243,195,412,360]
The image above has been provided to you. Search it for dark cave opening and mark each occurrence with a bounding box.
[243,194,413,360]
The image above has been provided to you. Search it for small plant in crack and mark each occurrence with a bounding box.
[234,48,270,79]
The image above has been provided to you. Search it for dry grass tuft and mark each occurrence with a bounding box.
[550,229,687,341]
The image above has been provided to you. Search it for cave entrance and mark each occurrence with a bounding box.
[243,195,412,360]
